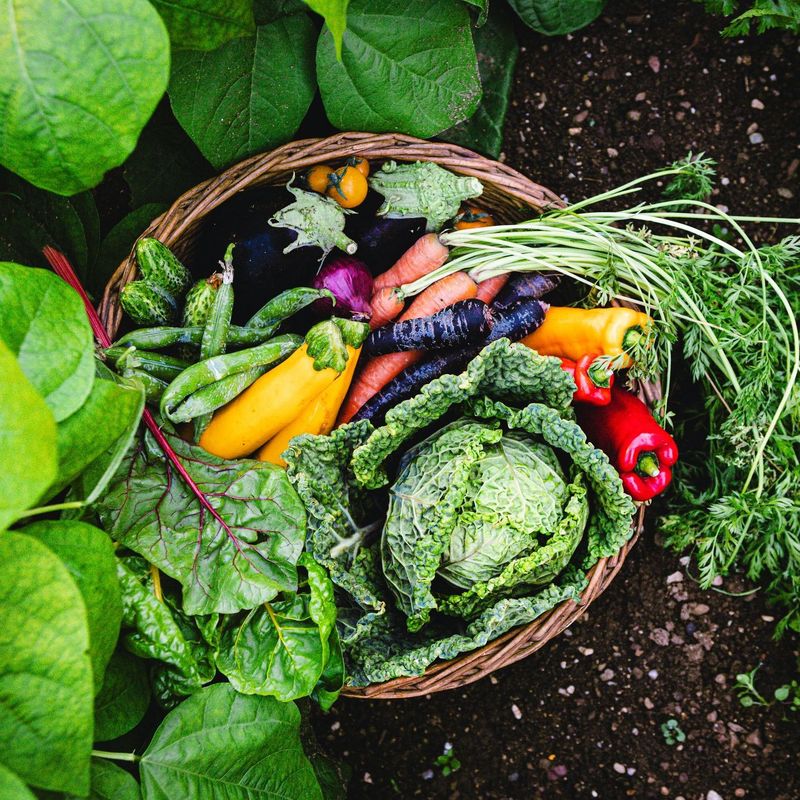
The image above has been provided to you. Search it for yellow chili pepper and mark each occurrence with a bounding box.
[257,346,361,467]
[521,306,653,367]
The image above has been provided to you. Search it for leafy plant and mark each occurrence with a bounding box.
[434,742,462,777]
[696,0,800,34]
[660,718,686,745]
[735,665,771,707]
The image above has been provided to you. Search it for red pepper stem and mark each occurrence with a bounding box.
[635,451,661,478]
[587,358,612,388]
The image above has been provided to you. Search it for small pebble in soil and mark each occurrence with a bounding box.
[644,697,655,709]
[363,772,373,784]
[421,769,434,781]
[777,187,794,199]
[712,575,724,587]
[751,98,765,109]
[548,764,568,780]
[666,571,683,584]
[707,791,723,800]
[749,132,764,144]
[508,771,520,783]
[600,668,615,681]
[511,703,523,720]
[613,762,626,774]
[648,669,659,679]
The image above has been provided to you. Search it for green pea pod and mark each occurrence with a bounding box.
[245,287,334,330]
[160,334,302,423]
[136,238,192,297]
[123,368,168,404]
[195,245,235,440]
[105,346,189,381]
[114,324,276,351]
[168,366,268,424]
[120,280,177,325]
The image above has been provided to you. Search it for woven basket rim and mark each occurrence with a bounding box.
[99,131,657,700]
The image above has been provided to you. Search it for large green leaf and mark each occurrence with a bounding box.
[140,684,323,800]
[0,532,93,794]
[64,760,141,800]
[123,105,212,208]
[50,369,145,503]
[150,0,255,50]
[169,13,317,169]
[0,263,94,421]
[316,0,481,138]
[97,427,307,615]
[0,339,57,531]
[0,0,171,195]
[443,9,519,157]
[302,0,349,57]
[0,764,36,800]
[507,0,605,35]
[93,650,151,742]
[22,521,122,693]
[0,170,98,281]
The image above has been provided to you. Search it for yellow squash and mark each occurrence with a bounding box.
[199,343,341,459]
[257,346,361,467]
[522,306,652,367]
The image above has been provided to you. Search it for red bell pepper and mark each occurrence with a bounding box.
[560,354,614,406]
[576,387,678,502]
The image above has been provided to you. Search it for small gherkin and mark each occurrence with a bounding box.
[369,160,483,232]
[182,273,222,327]
[120,280,177,326]
[136,237,192,297]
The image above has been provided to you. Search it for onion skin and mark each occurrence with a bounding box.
[313,256,374,320]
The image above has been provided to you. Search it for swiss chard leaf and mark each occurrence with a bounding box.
[0,0,170,195]
[49,367,145,504]
[139,684,323,800]
[0,263,94,421]
[316,0,482,138]
[215,553,338,701]
[21,521,122,694]
[0,339,57,532]
[443,9,519,157]
[0,533,93,795]
[93,649,151,742]
[98,428,307,615]
[150,0,255,50]
[507,0,605,35]
[169,14,317,170]
[0,170,98,282]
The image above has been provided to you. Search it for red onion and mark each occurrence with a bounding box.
[313,256,373,320]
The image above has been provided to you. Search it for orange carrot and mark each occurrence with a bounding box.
[372,233,449,292]
[475,274,510,303]
[369,286,406,330]
[339,272,477,423]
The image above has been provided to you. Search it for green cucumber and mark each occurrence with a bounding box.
[120,280,177,326]
[183,274,222,327]
[136,237,191,297]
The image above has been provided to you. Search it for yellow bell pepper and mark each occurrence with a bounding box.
[257,346,361,467]
[521,306,652,367]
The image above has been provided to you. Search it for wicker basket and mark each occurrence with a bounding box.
[100,131,653,700]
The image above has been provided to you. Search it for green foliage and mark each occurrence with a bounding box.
[97,426,307,615]
[0,0,170,195]
[302,0,350,56]
[0,263,94,421]
[660,718,686,745]
[507,0,605,35]
[434,743,462,776]
[169,13,317,169]
[734,665,770,707]
[443,9,520,158]
[74,760,142,800]
[0,764,36,800]
[22,521,123,693]
[0,532,93,794]
[139,684,324,800]
[0,338,57,532]
[93,650,151,741]
[697,0,800,34]
[150,0,255,49]
[316,0,482,138]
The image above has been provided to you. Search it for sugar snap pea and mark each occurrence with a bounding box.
[195,245,235,440]
[123,368,169,404]
[168,366,268,424]
[160,334,302,423]
[105,345,189,381]
[114,324,274,351]
[245,286,334,330]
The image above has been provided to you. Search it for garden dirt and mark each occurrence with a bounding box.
[312,2,800,798]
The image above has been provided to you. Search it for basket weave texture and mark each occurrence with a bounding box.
[100,131,654,700]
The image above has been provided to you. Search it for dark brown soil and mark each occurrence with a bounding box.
[312,3,800,798]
